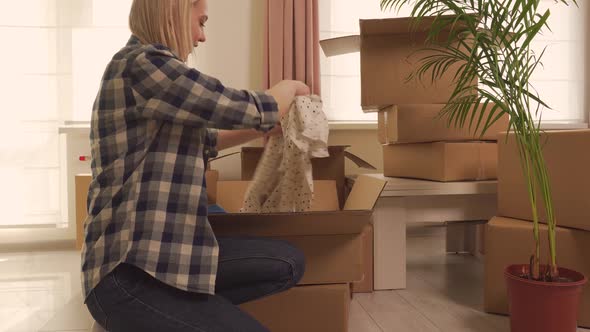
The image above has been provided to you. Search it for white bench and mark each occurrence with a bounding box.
[348,174,497,290]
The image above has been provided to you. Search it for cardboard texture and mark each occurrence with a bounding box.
[205,170,219,204]
[484,216,590,328]
[211,175,386,286]
[210,212,364,285]
[498,129,590,232]
[240,284,350,332]
[378,104,509,144]
[344,174,386,211]
[320,16,475,110]
[75,175,92,250]
[216,180,339,213]
[352,224,374,293]
[75,168,385,296]
[383,142,498,181]
[241,146,376,208]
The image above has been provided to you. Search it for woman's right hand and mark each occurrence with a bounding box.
[266,80,310,120]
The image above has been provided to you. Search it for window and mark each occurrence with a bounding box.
[318,0,588,124]
[0,0,132,229]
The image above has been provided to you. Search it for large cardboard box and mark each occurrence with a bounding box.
[498,129,590,232]
[240,284,350,332]
[211,175,386,286]
[320,16,474,111]
[241,146,376,208]
[351,224,374,293]
[74,174,384,288]
[378,104,509,144]
[383,142,498,181]
[484,216,590,328]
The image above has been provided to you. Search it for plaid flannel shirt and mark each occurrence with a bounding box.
[81,36,278,299]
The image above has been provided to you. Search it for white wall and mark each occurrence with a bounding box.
[190,0,265,91]
[200,0,382,180]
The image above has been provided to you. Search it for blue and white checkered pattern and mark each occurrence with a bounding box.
[82,36,278,299]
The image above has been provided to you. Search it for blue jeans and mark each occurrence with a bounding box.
[208,204,227,214]
[86,237,305,332]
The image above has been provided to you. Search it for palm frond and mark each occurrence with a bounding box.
[380,0,579,279]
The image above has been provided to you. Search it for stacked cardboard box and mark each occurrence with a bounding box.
[380,104,506,181]
[484,130,590,328]
[320,16,509,182]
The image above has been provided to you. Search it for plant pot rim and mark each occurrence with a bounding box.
[504,264,588,287]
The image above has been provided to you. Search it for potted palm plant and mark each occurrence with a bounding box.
[379,0,587,331]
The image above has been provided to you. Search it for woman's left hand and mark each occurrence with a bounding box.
[263,124,283,145]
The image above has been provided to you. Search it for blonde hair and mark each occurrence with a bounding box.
[129,0,195,61]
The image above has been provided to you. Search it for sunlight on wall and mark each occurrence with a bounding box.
[318,0,587,123]
[72,28,131,121]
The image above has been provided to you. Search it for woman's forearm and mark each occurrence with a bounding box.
[216,129,263,151]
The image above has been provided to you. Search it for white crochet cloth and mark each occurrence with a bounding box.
[242,95,329,213]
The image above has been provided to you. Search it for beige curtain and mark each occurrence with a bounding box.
[263,0,321,96]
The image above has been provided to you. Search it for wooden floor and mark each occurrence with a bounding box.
[349,229,590,332]
[3,228,588,331]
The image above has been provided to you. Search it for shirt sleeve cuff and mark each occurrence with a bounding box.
[250,91,279,132]
[204,128,219,161]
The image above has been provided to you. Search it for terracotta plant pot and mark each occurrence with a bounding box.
[505,265,587,332]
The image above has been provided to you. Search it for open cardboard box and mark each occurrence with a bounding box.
[320,16,474,111]
[240,146,376,208]
[209,174,386,286]
[76,148,382,289]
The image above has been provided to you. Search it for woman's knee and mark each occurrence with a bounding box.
[278,241,306,286]
[217,237,306,287]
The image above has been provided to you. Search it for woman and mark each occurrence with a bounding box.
[82,0,309,331]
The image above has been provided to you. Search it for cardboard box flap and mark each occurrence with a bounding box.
[207,151,240,171]
[319,35,360,57]
[359,15,470,37]
[344,175,386,211]
[320,15,470,58]
[215,181,250,213]
[209,151,240,163]
[209,210,372,237]
[344,151,377,170]
[241,145,376,175]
